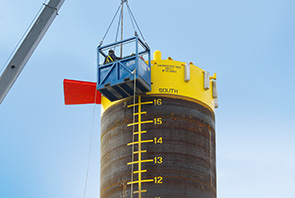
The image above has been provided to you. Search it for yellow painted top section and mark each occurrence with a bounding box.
[101,50,217,113]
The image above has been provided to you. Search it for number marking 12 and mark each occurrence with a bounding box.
[154,176,163,183]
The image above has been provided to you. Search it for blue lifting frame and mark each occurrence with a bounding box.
[97,35,151,101]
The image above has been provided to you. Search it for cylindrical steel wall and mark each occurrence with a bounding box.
[100,94,216,198]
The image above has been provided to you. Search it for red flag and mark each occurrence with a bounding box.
[63,79,101,105]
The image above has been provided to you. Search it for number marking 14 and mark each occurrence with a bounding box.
[154,137,163,144]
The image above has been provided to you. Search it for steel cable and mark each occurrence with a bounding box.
[83,88,99,198]
[115,9,123,43]
[99,3,122,46]
[126,3,146,42]
[126,4,137,35]
[130,69,137,198]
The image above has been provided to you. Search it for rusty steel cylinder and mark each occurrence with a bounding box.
[100,95,216,198]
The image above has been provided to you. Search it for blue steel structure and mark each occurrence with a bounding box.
[97,36,151,101]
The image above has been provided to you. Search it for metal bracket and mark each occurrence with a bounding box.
[212,81,218,98]
[204,71,210,90]
[214,98,218,108]
[210,73,217,80]
[184,63,190,82]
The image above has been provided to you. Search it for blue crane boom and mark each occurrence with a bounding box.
[0,0,65,105]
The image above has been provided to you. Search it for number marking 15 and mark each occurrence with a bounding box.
[154,118,162,125]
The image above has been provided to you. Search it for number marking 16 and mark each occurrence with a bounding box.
[154,99,162,105]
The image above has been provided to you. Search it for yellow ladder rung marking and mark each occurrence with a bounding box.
[127,104,137,108]
[141,179,154,183]
[133,169,147,174]
[133,111,147,115]
[127,120,153,127]
[127,179,154,185]
[141,101,153,105]
[127,139,153,146]
[133,190,147,194]
[133,131,147,135]
[127,101,153,108]
[127,159,153,165]
[133,150,147,154]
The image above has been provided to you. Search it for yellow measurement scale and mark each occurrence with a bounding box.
[127,96,163,197]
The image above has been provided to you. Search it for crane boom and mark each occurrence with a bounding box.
[0,0,65,105]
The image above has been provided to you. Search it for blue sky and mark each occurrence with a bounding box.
[0,0,294,198]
